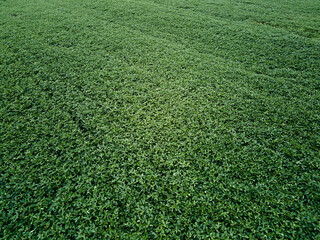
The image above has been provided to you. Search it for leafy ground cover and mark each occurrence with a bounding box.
[1,0,320,238]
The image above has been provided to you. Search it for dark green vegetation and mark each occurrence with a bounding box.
[1,0,320,238]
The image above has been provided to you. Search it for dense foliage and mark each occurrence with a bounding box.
[1,0,320,238]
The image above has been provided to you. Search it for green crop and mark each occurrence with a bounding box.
[1,0,320,239]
